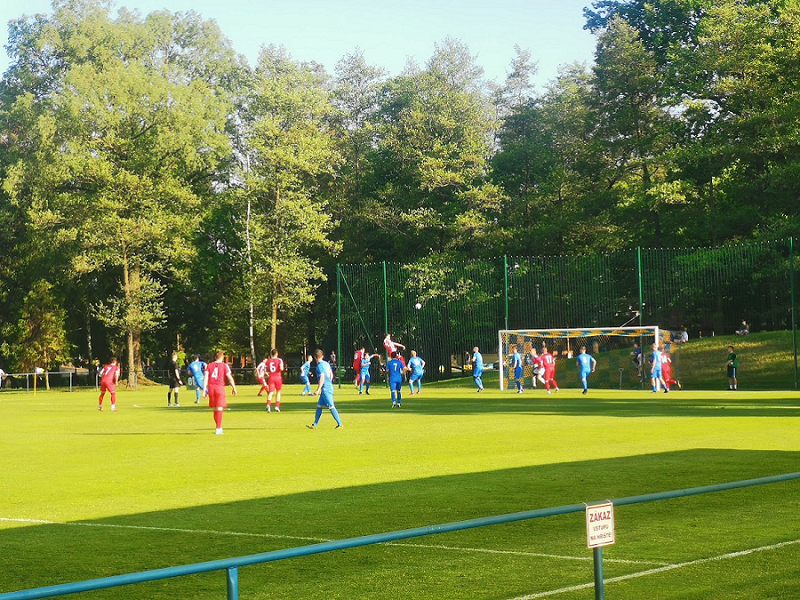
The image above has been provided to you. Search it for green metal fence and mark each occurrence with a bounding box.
[1,472,797,600]
[336,239,798,386]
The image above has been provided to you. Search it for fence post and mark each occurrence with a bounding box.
[637,247,644,326]
[226,567,239,600]
[593,546,605,600]
[790,237,798,389]
[503,255,509,330]
[337,263,342,389]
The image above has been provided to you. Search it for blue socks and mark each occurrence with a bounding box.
[330,407,342,426]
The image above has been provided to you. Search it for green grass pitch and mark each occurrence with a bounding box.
[1,379,798,599]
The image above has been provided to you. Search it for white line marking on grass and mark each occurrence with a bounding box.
[384,542,667,565]
[507,539,800,600]
[0,518,327,543]
[0,517,663,566]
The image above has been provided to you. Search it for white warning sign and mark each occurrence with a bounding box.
[586,502,616,548]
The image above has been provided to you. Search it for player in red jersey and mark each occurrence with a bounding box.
[255,357,269,396]
[540,344,560,394]
[529,347,545,388]
[383,333,405,357]
[203,350,237,435]
[661,348,681,390]
[353,347,364,387]
[98,357,120,411]
[265,349,285,412]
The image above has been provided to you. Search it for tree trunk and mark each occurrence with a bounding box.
[122,259,144,387]
[270,294,278,351]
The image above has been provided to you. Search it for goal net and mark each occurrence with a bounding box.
[498,327,684,390]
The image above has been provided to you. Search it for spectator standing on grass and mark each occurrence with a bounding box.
[471,346,485,392]
[306,349,343,430]
[188,355,206,404]
[576,346,596,395]
[167,352,183,407]
[204,351,237,435]
[726,346,738,390]
[98,357,120,411]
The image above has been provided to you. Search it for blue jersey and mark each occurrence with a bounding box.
[577,353,593,372]
[316,360,334,394]
[512,352,522,369]
[360,356,372,376]
[387,358,405,382]
[408,356,424,375]
[472,352,484,374]
[651,350,662,367]
[300,360,311,379]
[188,360,206,384]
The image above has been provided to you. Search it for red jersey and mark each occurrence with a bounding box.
[383,338,397,354]
[532,355,543,369]
[256,361,268,380]
[542,353,556,371]
[353,350,363,370]
[206,361,231,388]
[662,356,672,377]
[266,357,284,379]
[100,363,119,384]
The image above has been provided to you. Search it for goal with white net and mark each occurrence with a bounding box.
[498,327,684,391]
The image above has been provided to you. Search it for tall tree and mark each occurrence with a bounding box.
[2,1,233,380]
[235,46,341,354]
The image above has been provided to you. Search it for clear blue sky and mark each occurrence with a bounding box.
[2,0,598,88]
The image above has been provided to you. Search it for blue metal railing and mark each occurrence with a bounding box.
[1,472,798,600]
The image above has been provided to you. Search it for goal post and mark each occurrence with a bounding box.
[498,327,673,391]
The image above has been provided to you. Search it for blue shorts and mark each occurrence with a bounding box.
[300,375,309,384]
[409,372,423,382]
[652,367,662,379]
[360,371,371,381]
[727,366,737,378]
[473,369,484,379]
[389,379,403,392]
[580,369,591,379]
[514,366,522,380]
[317,390,335,408]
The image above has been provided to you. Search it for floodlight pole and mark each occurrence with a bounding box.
[503,255,509,330]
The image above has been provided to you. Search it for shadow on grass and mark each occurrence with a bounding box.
[2,449,799,600]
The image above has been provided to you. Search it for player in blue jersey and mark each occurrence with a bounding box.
[650,342,668,393]
[407,350,425,395]
[387,351,406,407]
[306,349,343,429]
[471,346,485,392]
[188,355,207,404]
[576,346,597,395]
[510,344,524,393]
[299,354,312,396]
[359,352,373,395]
